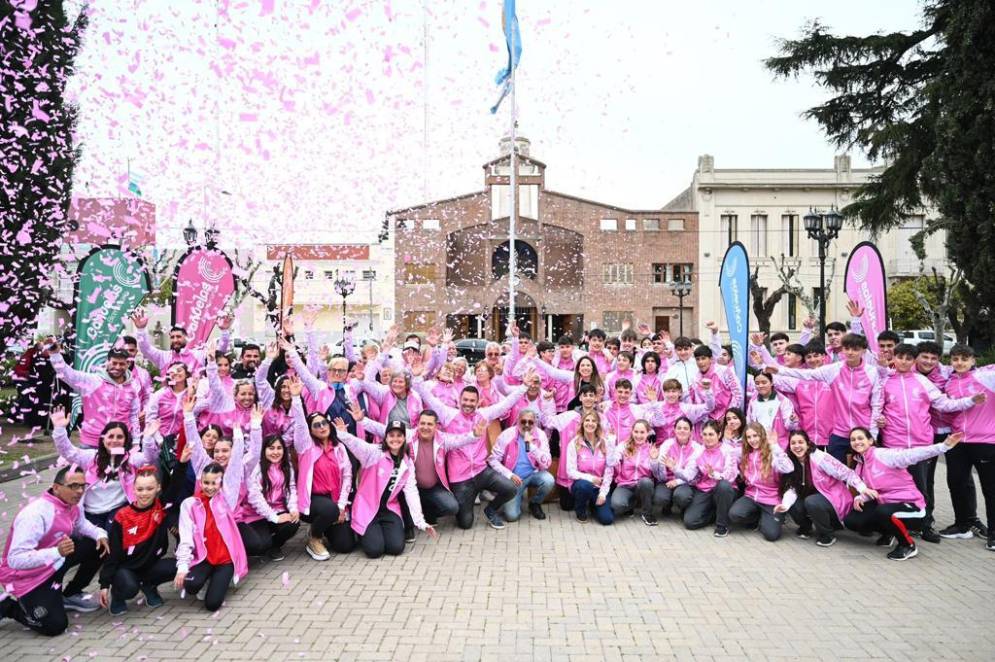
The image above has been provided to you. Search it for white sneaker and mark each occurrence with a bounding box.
[306,537,330,561]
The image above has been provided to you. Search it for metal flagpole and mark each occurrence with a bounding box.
[508,64,517,329]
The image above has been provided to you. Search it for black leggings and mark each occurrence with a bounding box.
[183,561,235,612]
[360,510,405,559]
[302,495,355,554]
[844,500,923,545]
[109,558,177,602]
[0,536,101,636]
[237,519,300,555]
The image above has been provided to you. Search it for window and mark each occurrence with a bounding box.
[396,219,411,231]
[652,263,692,284]
[667,218,685,231]
[362,270,376,281]
[599,218,618,232]
[490,184,539,219]
[492,240,538,280]
[323,270,335,280]
[304,270,314,280]
[625,218,637,231]
[602,311,634,333]
[783,214,799,257]
[422,218,440,231]
[720,214,738,245]
[750,214,768,257]
[787,293,797,330]
[643,219,660,231]
[602,263,633,285]
[403,263,436,284]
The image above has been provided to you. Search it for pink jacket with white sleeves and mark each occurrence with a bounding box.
[674,443,738,492]
[879,369,976,448]
[565,437,615,500]
[775,359,883,439]
[488,426,552,480]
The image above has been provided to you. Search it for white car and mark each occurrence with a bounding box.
[899,329,955,355]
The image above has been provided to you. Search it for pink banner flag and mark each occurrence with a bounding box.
[172,247,235,347]
[844,241,888,342]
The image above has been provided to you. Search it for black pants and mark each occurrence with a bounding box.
[729,496,783,541]
[238,519,300,556]
[400,484,459,531]
[109,558,177,602]
[844,500,923,546]
[183,561,235,612]
[907,456,938,528]
[360,509,405,559]
[302,495,355,553]
[671,484,695,514]
[450,467,517,529]
[0,536,101,636]
[682,481,737,530]
[558,485,575,511]
[788,492,842,537]
[945,442,995,530]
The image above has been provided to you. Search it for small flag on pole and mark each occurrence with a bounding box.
[490,0,522,114]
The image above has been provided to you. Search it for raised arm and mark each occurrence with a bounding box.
[530,356,574,384]
[48,351,101,395]
[135,327,173,371]
[204,358,233,413]
[412,378,458,425]
[219,425,247,510]
[50,409,96,469]
[255,353,276,409]
[478,383,529,422]
[332,420,384,468]
[923,374,983,413]
[771,362,839,384]
[289,390,313,455]
[283,340,328,397]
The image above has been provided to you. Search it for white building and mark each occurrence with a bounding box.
[237,242,395,343]
[666,154,946,335]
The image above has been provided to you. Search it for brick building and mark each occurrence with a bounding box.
[385,138,698,341]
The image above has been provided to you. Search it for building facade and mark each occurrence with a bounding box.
[388,138,699,341]
[675,154,945,335]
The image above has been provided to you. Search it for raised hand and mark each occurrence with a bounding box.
[301,306,320,330]
[332,417,348,433]
[265,341,279,362]
[802,315,816,330]
[750,332,766,346]
[508,322,520,338]
[347,399,365,422]
[288,374,303,397]
[705,320,718,333]
[846,299,864,318]
[131,308,149,329]
[251,404,264,426]
[637,322,651,336]
[50,406,69,429]
[318,344,330,362]
[442,328,454,345]
[277,336,294,354]
[281,315,295,338]
[217,314,234,331]
[204,339,217,362]
[182,388,198,413]
[426,326,441,347]
[645,387,658,402]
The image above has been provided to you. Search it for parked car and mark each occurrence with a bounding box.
[454,338,488,364]
[899,329,955,355]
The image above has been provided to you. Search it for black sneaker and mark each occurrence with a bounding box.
[141,585,164,608]
[815,534,837,547]
[987,534,995,552]
[920,526,941,544]
[483,506,506,530]
[576,511,589,523]
[267,547,286,561]
[886,543,918,561]
[971,519,989,538]
[713,525,729,538]
[796,526,813,540]
[641,513,658,527]
[529,502,546,520]
[938,523,973,539]
[746,522,759,532]
[875,534,895,547]
[404,527,416,543]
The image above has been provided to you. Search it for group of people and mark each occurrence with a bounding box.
[1,303,993,636]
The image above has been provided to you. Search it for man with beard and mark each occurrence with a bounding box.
[130,308,232,376]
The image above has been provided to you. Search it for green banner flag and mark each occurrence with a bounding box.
[70,246,151,420]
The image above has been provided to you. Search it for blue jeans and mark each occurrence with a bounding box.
[501,471,555,522]
[827,434,851,463]
[570,479,614,525]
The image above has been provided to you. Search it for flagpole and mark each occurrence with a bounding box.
[508,63,517,332]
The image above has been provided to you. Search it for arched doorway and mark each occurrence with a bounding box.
[491,290,538,339]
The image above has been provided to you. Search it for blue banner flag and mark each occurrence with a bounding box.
[719,241,750,409]
[490,0,522,114]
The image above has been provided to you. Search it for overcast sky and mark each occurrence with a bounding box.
[66,0,924,247]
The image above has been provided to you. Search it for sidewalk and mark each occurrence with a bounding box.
[0,423,57,483]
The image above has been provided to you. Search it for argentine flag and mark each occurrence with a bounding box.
[490,0,522,114]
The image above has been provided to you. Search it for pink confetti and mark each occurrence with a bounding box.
[260,0,275,17]
[345,7,361,21]
[281,571,290,588]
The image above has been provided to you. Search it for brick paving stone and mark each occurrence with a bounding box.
[1,463,994,660]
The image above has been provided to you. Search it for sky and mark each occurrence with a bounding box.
[65,0,925,248]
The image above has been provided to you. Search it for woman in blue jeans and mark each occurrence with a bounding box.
[565,411,616,524]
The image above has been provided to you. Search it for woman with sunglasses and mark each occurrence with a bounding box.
[289,376,355,561]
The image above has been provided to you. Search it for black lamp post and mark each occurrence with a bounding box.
[803,207,844,335]
[183,220,198,246]
[669,278,692,337]
[333,275,356,330]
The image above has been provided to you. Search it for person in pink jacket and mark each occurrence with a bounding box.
[488,410,555,522]
[130,308,232,376]
[0,465,110,634]
[605,351,637,401]
[144,362,192,444]
[667,420,738,536]
[727,423,794,541]
[287,380,355,561]
[653,417,702,518]
[689,346,744,420]
[332,419,438,558]
[236,434,300,562]
[765,333,883,463]
[772,342,835,448]
[199,341,257,438]
[610,420,667,526]
[565,411,616,524]
[721,408,746,452]
[776,430,874,547]
[47,344,140,449]
[843,427,963,561]
[745,373,797,449]
[938,344,995,549]
[537,384,608,510]
[876,343,982,543]
[635,352,664,405]
[121,335,153,420]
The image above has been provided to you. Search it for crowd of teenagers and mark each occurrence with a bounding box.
[1,302,993,637]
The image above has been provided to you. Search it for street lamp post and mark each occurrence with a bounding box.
[364,270,376,333]
[333,275,355,331]
[803,207,844,336]
[669,279,692,337]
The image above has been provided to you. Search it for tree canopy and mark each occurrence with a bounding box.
[766,0,995,345]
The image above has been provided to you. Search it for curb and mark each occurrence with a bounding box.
[0,439,58,483]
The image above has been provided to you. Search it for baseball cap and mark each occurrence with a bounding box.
[386,420,407,435]
[402,340,420,351]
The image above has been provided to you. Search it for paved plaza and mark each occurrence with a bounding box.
[1,463,993,662]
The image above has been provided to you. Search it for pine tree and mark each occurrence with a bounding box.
[766,1,995,345]
[0,2,89,354]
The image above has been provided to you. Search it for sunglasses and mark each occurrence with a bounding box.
[311,420,330,429]
[59,482,86,491]
[329,368,349,374]
[519,420,535,428]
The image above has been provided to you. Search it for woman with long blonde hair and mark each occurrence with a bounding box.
[610,420,665,526]
[565,411,615,524]
[728,423,793,541]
